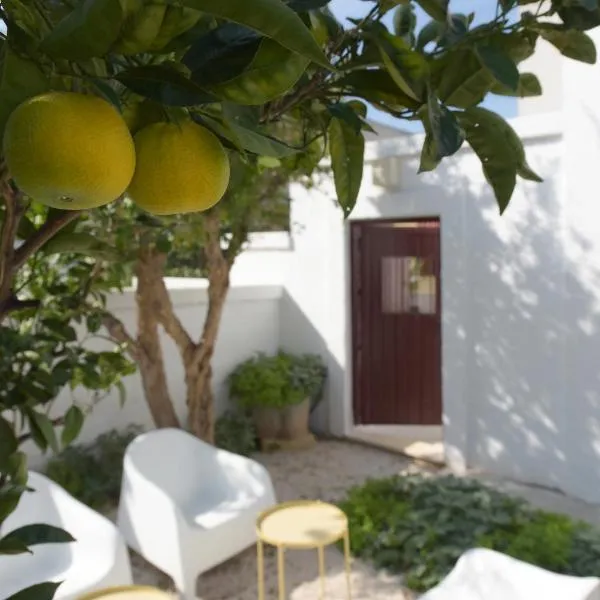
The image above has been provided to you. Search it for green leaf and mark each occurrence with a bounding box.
[336,69,420,110]
[0,536,31,555]
[3,524,75,547]
[416,0,448,21]
[419,133,441,173]
[0,416,18,469]
[182,23,261,86]
[309,7,343,46]
[0,46,49,143]
[517,161,543,183]
[155,234,172,253]
[27,410,59,454]
[327,103,364,135]
[42,232,120,261]
[7,452,28,486]
[179,0,330,68]
[374,31,427,102]
[116,65,217,107]
[427,94,464,158]
[5,581,63,600]
[416,20,444,50]
[16,216,37,241]
[557,5,600,31]
[491,72,541,97]
[328,117,365,217]
[393,4,416,38]
[537,25,597,64]
[41,0,135,59]
[458,107,542,214]
[476,44,520,91]
[198,113,299,157]
[208,38,309,104]
[112,3,166,55]
[61,406,84,447]
[434,48,494,108]
[116,380,127,408]
[0,483,26,524]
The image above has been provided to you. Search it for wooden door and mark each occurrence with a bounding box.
[351,219,442,425]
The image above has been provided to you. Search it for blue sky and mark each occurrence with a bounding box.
[328,0,517,131]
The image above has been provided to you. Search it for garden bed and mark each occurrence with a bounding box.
[340,474,600,592]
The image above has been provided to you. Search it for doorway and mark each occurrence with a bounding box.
[350,219,442,425]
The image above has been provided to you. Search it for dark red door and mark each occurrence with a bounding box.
[351,220,442,425]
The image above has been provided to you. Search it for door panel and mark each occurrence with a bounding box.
[351,220,442,425]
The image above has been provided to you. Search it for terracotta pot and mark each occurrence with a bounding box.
[253,406,282,439]
[280,397,311,440]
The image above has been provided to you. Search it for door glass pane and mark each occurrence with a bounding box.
[381,256,436,314]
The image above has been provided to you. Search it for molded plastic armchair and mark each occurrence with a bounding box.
[117,428,277,599]
[0,471,133,600]
[420,548,600,600]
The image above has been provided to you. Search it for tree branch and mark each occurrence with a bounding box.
[136,246,195,361]
[13,209,82,271]
[101,310,140,361]
[192,211,230,369]
[0,175,26,317]
[18,415,64,444]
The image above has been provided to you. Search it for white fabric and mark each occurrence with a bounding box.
[420,548,600,600]
[0,471,133,600]
[117,428,276,599]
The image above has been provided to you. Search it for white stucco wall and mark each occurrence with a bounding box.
[25,281,282,469]
[284,98,600,503]
[517,3,563,117]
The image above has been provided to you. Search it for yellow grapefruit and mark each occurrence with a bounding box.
[127,120,230,215]
[3,91,136,210]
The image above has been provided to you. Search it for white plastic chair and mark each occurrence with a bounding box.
[117,428,276,599]
[420,547,600,600]
[0,471,133,600]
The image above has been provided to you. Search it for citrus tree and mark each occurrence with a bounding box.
[94,154,310,441]
[0,0,599,598]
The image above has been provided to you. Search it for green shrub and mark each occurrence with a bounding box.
[229,351,327,409]
[215,410,258,456]
[340,474,600,592]
[45,425,142,512]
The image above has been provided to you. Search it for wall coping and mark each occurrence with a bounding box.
[107,280,283,311]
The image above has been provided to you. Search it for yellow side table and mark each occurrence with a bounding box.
[77,586,174,600]
[256,500,352,600]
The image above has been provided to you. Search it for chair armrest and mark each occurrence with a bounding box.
[218,451,276,501]
[118,458,192,580]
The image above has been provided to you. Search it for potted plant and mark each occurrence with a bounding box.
[228,351,327,449]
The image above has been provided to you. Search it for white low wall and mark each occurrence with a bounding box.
[25,281,283,469]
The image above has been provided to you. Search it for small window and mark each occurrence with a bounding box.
[381,256,436,315]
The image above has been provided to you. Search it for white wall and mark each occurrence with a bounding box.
[25,281,282,469]
[517,3,563,117]
[284,105,600,504]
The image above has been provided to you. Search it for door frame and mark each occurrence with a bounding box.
[343,216,444,446]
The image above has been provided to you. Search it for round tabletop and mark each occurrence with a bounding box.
[77,586,174,600]
[257,500,348,549]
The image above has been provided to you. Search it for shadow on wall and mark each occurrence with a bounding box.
[279,289,343,435]
[365,134,600,502]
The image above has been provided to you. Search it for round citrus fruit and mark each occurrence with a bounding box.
[127,120,230,215]
[3,91,136,210]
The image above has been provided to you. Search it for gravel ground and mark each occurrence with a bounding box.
[117,440,431,599]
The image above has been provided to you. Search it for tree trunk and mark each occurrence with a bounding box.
[185,213,231,443]
[135,247,181,429]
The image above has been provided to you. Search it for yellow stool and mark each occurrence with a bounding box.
[77,586,174,600]
[256,500,352,600]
